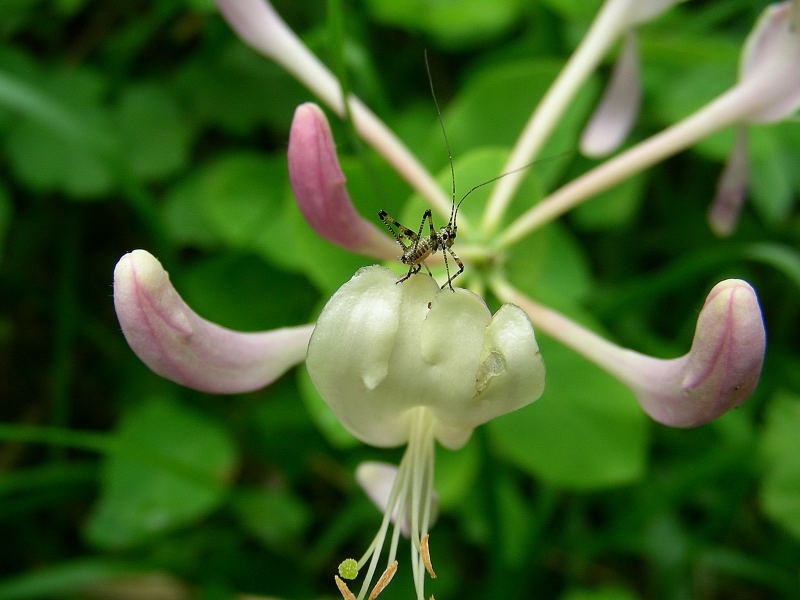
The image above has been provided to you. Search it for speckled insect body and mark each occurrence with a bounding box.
[378,207,464,291]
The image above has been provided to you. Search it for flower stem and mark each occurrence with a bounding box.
[219,0,452,219]
[497,83,762,247]
[490,278,636,379]
[481,0,629,234]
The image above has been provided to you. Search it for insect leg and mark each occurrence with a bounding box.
[378,210,417,249]
[441,246,464,290]
[397,263,422,284]
[410,209,434,255]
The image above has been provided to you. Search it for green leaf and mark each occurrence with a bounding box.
[401,146,542,224]
[743,243,800,294]
[178,252,317,332]
[84,398,237,549]
[759,391,800,541]
[435,436,480,509]
[443,58,595,186]
[539,0,601,20]
[365,0,525,49]
[116,83,193,181]
[170,152,286,250]
[0,559,144,600]
[496,473,531,568]
[176,43,307,135]
[489,331,648,489]
[561,586,641,600]
[263,190,368,295]
[505,222,592,307]
[646,46,737,160]
[1,66,117,199]
[572,172,647,230]
[232,487,311,550]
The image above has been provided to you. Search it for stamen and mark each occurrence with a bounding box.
[368,560,398,600]
[334,575,357,600]
[420,533,437,579]
[338,558,359,580]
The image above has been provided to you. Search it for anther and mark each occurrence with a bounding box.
[334,575,357,600]
[368,560,398,600]
[420,533,437,579]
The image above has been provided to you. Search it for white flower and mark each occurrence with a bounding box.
[306,265,545,450]
[306,265,544,599]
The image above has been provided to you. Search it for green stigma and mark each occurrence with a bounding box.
[338,558,359,580]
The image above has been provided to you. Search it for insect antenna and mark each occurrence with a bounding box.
[424,49,457,226]
[453,150,574,224]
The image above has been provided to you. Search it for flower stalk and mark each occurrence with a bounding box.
[214,0,452,218]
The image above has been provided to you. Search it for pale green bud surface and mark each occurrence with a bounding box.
[306,265,545,450]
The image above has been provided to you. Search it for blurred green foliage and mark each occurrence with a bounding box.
[1,0,799,599]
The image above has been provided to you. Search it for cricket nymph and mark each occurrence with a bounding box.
[378,208,464,291]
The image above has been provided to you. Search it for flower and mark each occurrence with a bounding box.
[113,249,313,394]
[287,103,398,259]
[305,265,545,599]
[580,0,685,157]
[112,1,776,596]
[580,31,641,158]
[484,0,683,230]
[498,0,800,245]
[709,0,800,236]
[492,278,766,427]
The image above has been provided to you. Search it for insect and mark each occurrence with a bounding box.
[379,51,550,292]
[377,50,477,292]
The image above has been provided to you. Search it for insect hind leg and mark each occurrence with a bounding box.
[441,246,464,291]
[378,210,417,249]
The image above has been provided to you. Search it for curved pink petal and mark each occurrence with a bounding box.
[580,31,641,158]
[624,279,766,427]
[113,249,313,394]
[495,278,766,428]
[708,126,749,237]
[739,2,800,123]
[288,103,398,259]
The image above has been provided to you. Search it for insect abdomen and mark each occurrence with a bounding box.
[402,238,436,265]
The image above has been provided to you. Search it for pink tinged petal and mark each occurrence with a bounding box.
[494,278,765,428]
[113,249,314,394]
[709,126,749,237]
[739,1,800,123]
[625,279,766,427]
[355,461,439,536]
[288,103,398,259]
[580,31,641,158]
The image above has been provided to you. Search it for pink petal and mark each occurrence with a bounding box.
[627,279,766,427]
[739,2,800,123]
[580,31,641,158]
[708,126,749,237]
[113,249,313,394]
[288,103,398,259]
